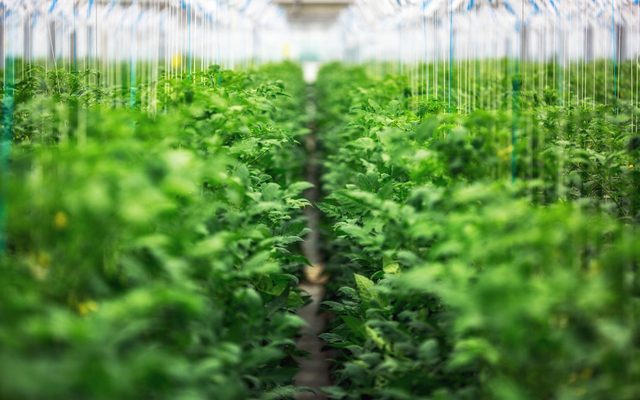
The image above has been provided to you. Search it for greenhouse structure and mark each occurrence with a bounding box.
[1,0,639,399]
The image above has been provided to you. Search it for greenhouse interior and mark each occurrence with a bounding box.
[1,0,639,399]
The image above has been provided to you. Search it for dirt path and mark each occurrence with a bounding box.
[294,85,330,399]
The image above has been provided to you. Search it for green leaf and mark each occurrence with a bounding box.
[383,262,400,275]
[262,182,281,201]
[368,98,381,112]
[365,325,388,351]
[245,251,279,274]
[354,273,378,304]
[447,338,499,370]
[342,315,366,338]
[286,181,314,195]
[353,137,376,151]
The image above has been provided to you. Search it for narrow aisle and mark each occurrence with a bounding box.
[294,83,331,399]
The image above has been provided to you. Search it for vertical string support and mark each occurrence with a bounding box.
[130,15,137,109]
[611,0,619,105]
[422,1,428,100]
[448,0,454,112]
[0,52,15,255]
[187,1,192,81]
[72,2,78,73]
[554,19,564,106]
[397,20,402,75]
[512,0,524,182]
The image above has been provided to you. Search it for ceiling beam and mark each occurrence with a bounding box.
[273,0,353,25]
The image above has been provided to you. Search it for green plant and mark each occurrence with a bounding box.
[0,62,311,399]
[316,63,640,400]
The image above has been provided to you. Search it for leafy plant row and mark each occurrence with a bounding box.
[0,62,310,399]
[316,63,640,399]
[351,60,639,115]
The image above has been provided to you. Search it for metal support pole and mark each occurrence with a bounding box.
[585,25,594,62]
[70,30,77,69]
[87,25,95,61]
[159,28,166,61]
[48,19,56,63]
[616,23,627,61]
[0,12,4,70]
[23,13,33,61]
[520,24,528,62]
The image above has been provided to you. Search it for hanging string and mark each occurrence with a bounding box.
[72,1,77,73]
[423,3,428,101]
[448,0,453,112]
[512,0,524,182]
[611,0,619,106]
[130,5,139,109]
[186,0,192,81]
[0,22,15,255]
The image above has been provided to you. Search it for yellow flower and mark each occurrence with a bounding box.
[497,145,513,161]
[171,54,183,69]
[54,211,68,230]
[36,252,51,268]
[77,300,99,316]
[28,251,51,281]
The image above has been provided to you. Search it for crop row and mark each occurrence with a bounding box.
[0,63,310,399]
[316,63,640,399]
